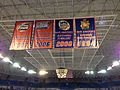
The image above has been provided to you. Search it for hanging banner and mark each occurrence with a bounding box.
[33,20,53,49]
[75,18,99,48]
[9,21,34,50]
[55,19,74,48]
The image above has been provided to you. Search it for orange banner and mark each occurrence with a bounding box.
[9,21,34,50]
[32,20,53,49]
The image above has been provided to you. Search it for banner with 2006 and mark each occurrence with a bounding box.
[54,19,74,48]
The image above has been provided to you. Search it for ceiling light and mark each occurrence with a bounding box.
[98,69,106,74]
[28,70,36,74]
[39,70,48,76]
[112,61,119,67]
[0,54,4,58]
[107,66,112,70]
[85,71,94,75]
[13,62,21,68]
[21,67,27,71]
[90,71,94,74]
[85,71,90,74]
[3,57,13,64]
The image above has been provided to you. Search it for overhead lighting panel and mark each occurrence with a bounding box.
[90,71,94,74]
[98,69,106,74]
[3,57,13,64]
[0,54,4,58]
[85,71,94,75]
[107,66,112,70]
[112,61,119,67]
[21,67,27,71]
[28,70,36,74]
[39,70,48,76]
[13,62,21,68]
[85,71,90,74]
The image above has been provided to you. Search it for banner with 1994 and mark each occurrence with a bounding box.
[75,18,99,48]
[54,19,74,48]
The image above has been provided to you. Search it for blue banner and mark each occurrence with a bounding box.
[75,18,99,48]
[54,19,73,48]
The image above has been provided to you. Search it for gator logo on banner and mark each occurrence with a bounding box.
[75,18,99,48]
[58,20,70,31]
[80,19,90,30]
[55,19,73,48]
[9,21,34,50]
[32,20,53,49]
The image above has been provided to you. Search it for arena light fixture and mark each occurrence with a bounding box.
[13,62,21,68]
[90,71,94,74]
[39,70,48,76]
[28,70,36,74]
[21,67,27,71]
[0,54,4,58]
[107,66,112,70]
[3,57,13,64]
[85,71,94,75]
[112,61,119,67]
[85,71,90,74]
[119,60,120,62]
[98,69,106,74]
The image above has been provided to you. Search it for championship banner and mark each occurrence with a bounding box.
[10,21,34,50]
[55,19,73,48]
[75,18,99,48]
[32,20,53,49]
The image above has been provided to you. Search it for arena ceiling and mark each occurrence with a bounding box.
[0,0,120,77]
